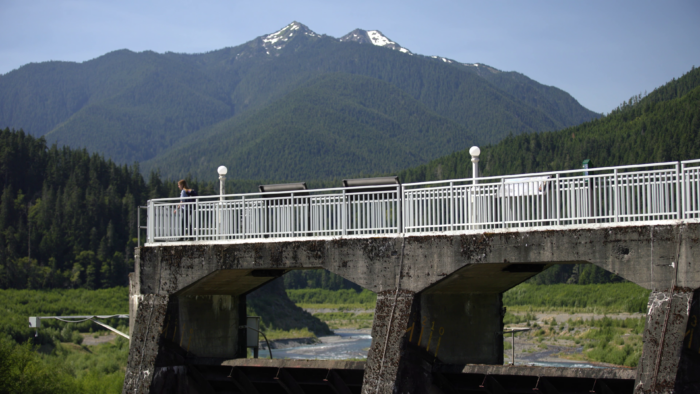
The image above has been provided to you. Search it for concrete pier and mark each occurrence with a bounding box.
[123,221,700,394]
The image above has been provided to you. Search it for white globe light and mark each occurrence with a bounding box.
[217,165,228,175]
[469,146,481,157]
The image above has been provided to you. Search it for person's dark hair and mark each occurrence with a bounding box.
[178,179,188,189]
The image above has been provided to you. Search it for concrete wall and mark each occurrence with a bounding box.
[134,222,700,297]
[418,293,504,365]
[174,295,239,358]
[124,221,700,394]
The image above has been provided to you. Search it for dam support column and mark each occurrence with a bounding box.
[124,293,245,394]
[674,288,700,393]
[635,288,695,394]
[362,289,416,394]
[362,290,505,394]
[123,294,170,393]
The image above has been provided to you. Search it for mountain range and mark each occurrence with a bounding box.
[0,22,599,181]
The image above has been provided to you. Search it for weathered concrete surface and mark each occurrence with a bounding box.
[136,222,700,296]
[362,289,415,394]
[453,363,637,380]
[674,289,700,393]
[636,289,694,394]
[124,221,700,394]
[128,272,139,339]
[123,294,170,393]
[220,358,365,370]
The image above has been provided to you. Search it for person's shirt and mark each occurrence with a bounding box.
[178,189,189,211]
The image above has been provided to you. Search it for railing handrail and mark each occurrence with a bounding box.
[148,183,401,203]
[143,159,700,243]
[403,161,680,188]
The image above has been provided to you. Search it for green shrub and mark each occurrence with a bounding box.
[286,288,377,306]
[503,283,650,313]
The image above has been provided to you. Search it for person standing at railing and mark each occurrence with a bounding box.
[174,180,196,238]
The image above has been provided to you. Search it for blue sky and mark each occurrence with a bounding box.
[1,0,698,114]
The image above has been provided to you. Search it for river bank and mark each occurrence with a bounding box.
[265,329,372,360]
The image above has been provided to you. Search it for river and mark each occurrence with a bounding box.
[269,329,372,360]
[267,329,610,369]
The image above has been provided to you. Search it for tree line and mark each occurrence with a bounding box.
[0,128,235,290]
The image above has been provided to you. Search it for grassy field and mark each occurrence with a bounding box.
[0,288,130,394]
[286,288,377,310]
[502,315,645,367]
[503,282,650,313]
[260,327,317,341]
[286,288,377,329]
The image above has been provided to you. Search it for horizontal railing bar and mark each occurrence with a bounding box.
[149,185,401,203]
[403,162,680,188]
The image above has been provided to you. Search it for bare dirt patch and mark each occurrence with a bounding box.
[81,333,118,346]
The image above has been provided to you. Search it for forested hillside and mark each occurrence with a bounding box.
[1,22,598,181]
[0,129,225,289]
[399,66,700,182]
[143,73,476,180]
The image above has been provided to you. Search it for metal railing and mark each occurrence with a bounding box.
[146,184,400,242]
[144,160,700,243]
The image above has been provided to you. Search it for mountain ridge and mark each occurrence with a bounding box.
[0,21,599,180]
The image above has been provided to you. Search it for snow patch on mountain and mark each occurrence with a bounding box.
[340,29,412,55]
[431,56,453,64]
[263,23,300,45]
[254,22,495,68]
[260,22,319,55]
[464,63,501,74]
[367,30,393,47]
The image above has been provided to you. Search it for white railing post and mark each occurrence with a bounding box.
[242,196,246,238]
[470,146,480,229]
[449,182,454,231]
[614,168,619,222]
[676,162,682,219]
[681,162,686,219]
[342,189,347,236]
[555,173,561,226]
[501,178,506,228]
[195,198,200,241]
[291,192,296,238]
[398,185,403,234]
[218,166,227,240]
[217,201,222,240]
[147,200,154,243]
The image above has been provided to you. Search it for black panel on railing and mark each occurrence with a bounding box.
[342,176,400,194]
[259,182,308,196]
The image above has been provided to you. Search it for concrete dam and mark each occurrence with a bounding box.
[123,159,700,394]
